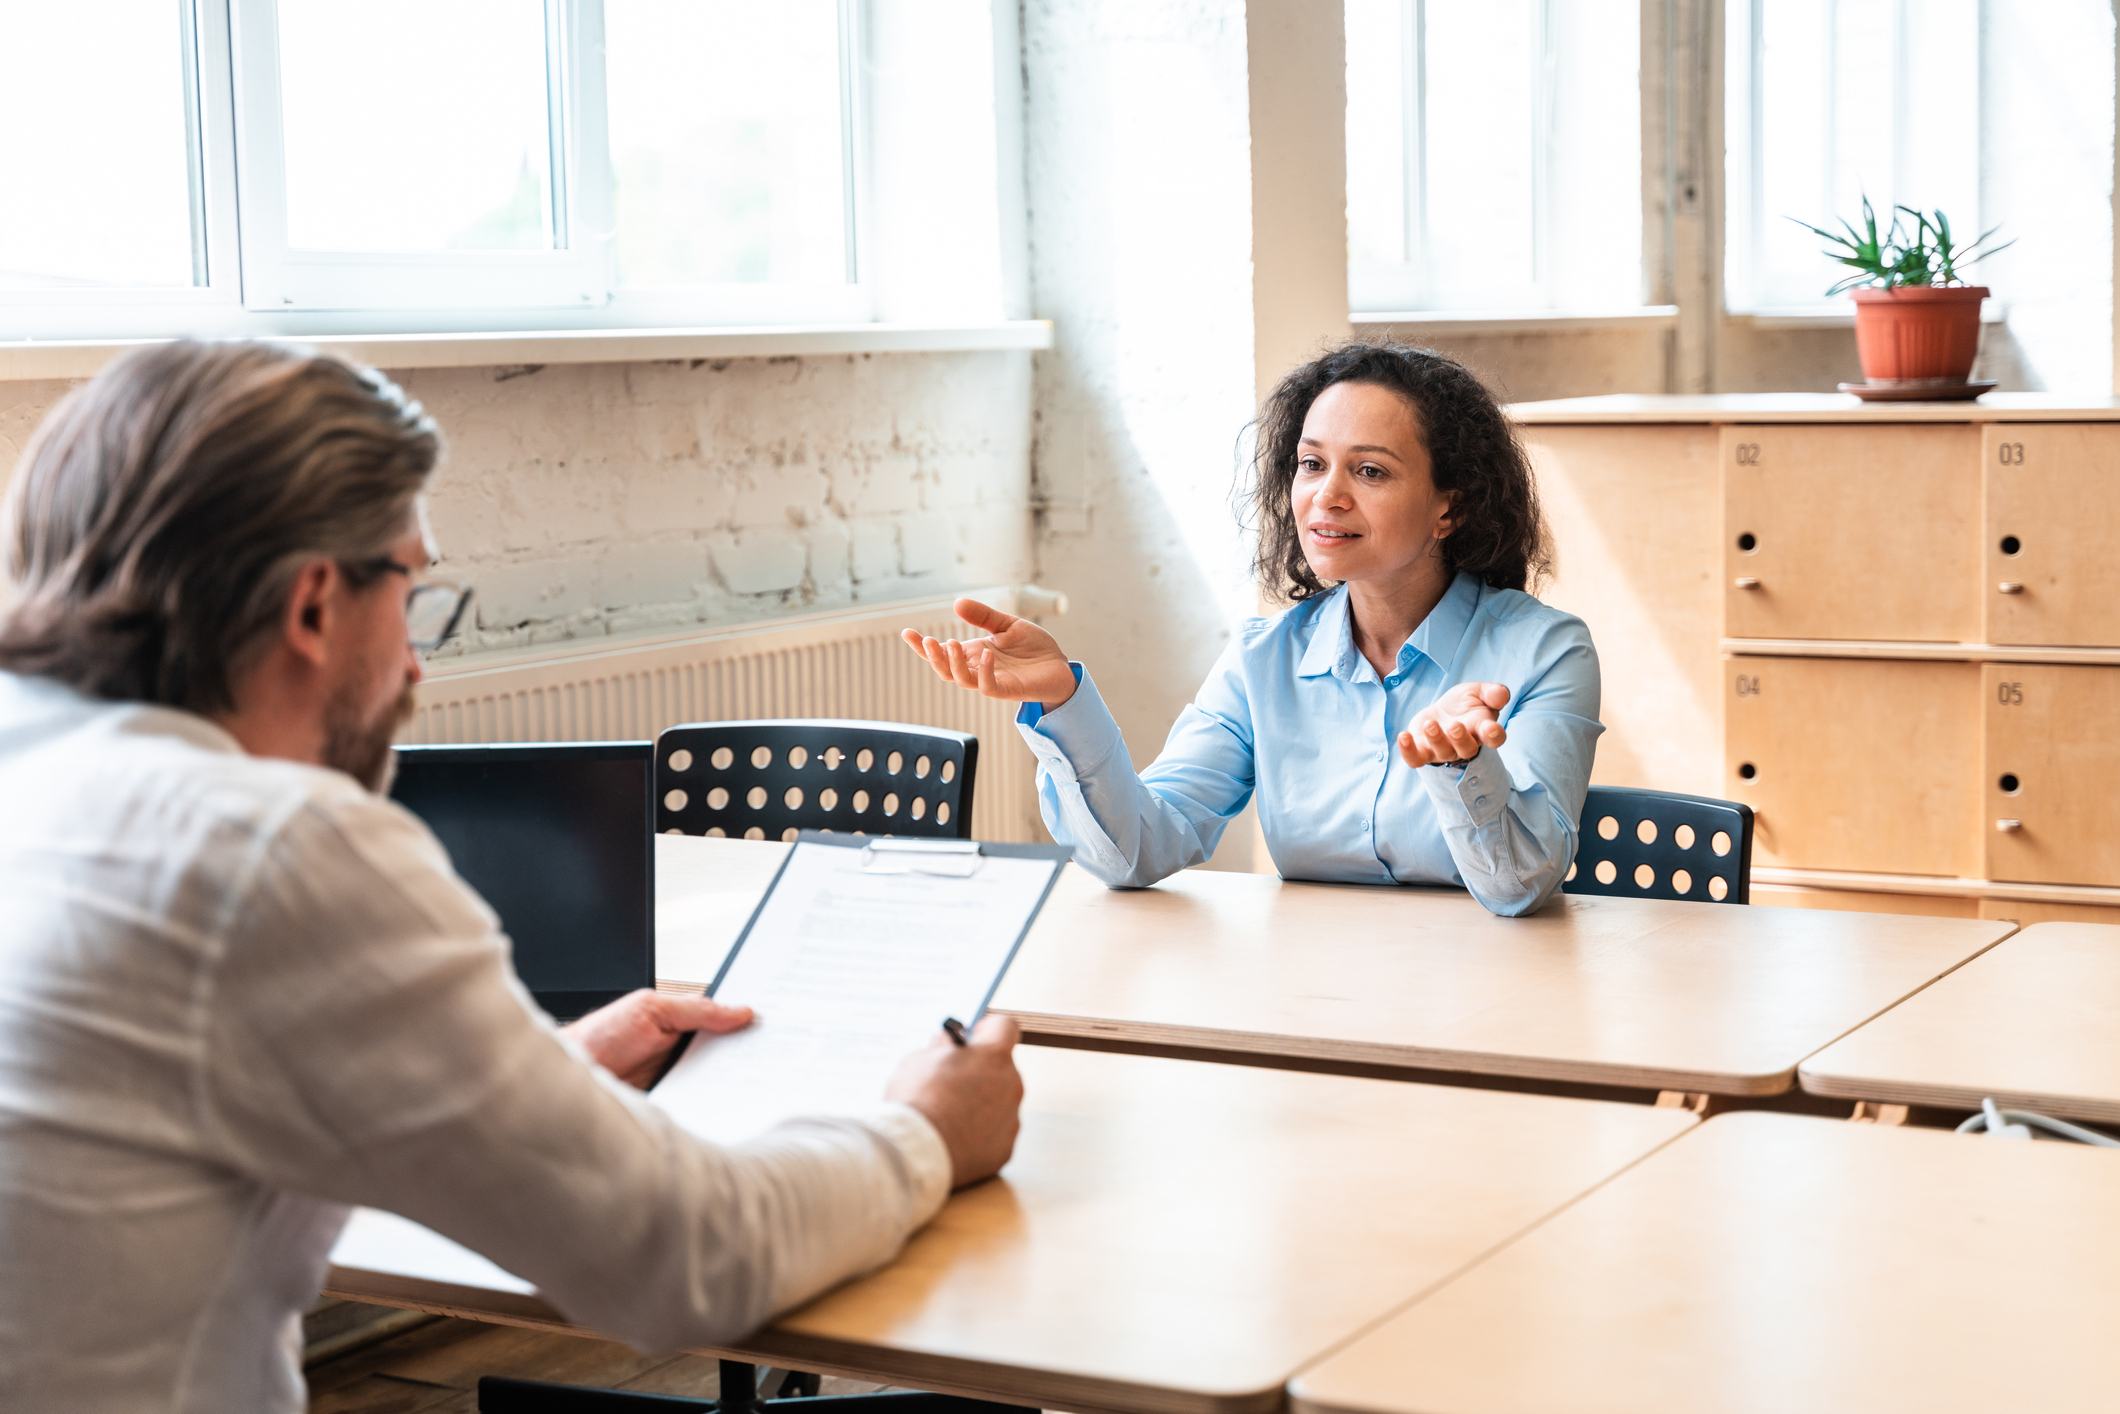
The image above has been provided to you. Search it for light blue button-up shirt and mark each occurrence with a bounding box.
[1015,573,1603,915]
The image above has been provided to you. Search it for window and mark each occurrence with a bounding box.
[2,0,1009,339]
[1724,0,1981,312]
[1345,0,1644,315]
[234,0,601,311]
[0,4,202,293]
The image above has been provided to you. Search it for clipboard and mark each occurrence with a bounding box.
[701,830,1072,1025]
[646,832,1070,1140]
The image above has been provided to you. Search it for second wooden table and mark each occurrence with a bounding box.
[1801,921,2120,1123]
[652,838,2014,1099]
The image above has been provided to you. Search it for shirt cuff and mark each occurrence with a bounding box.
[1015,661,1085,729]
[1418,747,1511,828]
[868,1101,953,1222]
[1015,663,1124,783]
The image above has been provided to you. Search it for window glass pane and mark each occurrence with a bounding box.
[1422,1,1537,307]
[1347,0,1643,313]
[604,0,848,287]
[1751,0,1833,303]
[1898,0,1979,224]
[275,0,556,253]
[1829,0,1897,204]
[1546,0,1641,308]
[0,2,196,290]
[1345,0,1410,275]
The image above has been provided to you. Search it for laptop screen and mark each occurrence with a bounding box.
[390,742,655,1019]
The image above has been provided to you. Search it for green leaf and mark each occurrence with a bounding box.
[1791,195,2006,291]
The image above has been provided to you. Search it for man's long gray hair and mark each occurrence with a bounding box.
[0,340,440,713]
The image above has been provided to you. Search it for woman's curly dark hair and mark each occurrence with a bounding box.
[1244,342,1550,602]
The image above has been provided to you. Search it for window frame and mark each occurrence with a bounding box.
[0,0,244,339]
[228,0,609,315]
[0,0,884,339]
[1348,0,1645,317]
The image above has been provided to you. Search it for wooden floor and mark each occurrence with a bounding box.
[306,1306,888,1413]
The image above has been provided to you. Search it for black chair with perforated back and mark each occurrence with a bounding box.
[1563,786,1754,905]
[655,720,979,842]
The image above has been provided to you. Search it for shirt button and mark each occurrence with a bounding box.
[1362,820,1371,832]
[1474,795,1489,808]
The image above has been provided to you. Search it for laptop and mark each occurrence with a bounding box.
[390,741,656,1020]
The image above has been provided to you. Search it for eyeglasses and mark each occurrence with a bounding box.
[347,557,474,653]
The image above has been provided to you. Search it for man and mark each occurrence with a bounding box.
[0,341,1024,1411]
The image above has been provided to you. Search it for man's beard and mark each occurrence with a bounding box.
[322,682,419,793]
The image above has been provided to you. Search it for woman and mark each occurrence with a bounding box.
[904,343,1600,916]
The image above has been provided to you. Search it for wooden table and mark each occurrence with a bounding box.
[1290,1111,2120,1414]
[330,1047,1693,1414]
[1800,921,2120,1123]
[977,864,2017,1097]
[651,838,2014,1098]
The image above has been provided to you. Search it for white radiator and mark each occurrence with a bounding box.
[406,587,1048,843]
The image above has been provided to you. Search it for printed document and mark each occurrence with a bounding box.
[650,838,1065,1143]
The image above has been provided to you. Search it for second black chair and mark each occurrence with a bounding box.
[656,720,978,841]
[1563,785,1754,905]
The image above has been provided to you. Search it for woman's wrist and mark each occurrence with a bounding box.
[1037,660,1080,713]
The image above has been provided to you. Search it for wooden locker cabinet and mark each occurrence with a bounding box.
[1725,656,1981,876]
[1984,663,2120,886]
[1981,424,2120,647]
[1517,395,2120,921]
[1755,885,1981,919]
[1722,424,1980,642]
[1527,424,1722,796]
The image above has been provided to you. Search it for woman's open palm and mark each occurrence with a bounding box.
[1397,681,1512,767]
[901,598,1078,709]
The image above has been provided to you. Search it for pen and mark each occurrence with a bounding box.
[941,1016,969,1047]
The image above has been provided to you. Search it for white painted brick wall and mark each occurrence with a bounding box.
[805,520,853,591]
[0,351,1035,654]
[848,520,901,586]
[1022,0,1259,789]
[895,510,958,578]
[708,530,806,597]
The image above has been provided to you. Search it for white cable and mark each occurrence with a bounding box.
[1956,1099,2120,1147]
[1981,1097,2029,1141]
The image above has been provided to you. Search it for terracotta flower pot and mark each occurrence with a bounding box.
[1849,285,1988,383]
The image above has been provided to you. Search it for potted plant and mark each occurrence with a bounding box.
[1793,197,2012,390]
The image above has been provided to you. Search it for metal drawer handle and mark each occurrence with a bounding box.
[1998,582,2025,595]
[1995,818,2023,833]
[1733,576,1762,590]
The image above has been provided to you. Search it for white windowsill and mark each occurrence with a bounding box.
[0,319,1056,382]
[1727,301,2011,330]
[1353,306,1680,336]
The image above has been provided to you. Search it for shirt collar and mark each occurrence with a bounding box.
[1406,571,1482,677]
[1295,587,1352,678]
[1294,573,1484,683]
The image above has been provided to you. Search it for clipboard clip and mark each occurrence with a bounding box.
[859,837,985,877]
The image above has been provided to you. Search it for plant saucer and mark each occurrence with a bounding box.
[1837,378,1997,403]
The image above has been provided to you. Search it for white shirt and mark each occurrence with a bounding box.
[0,672,950,1413]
